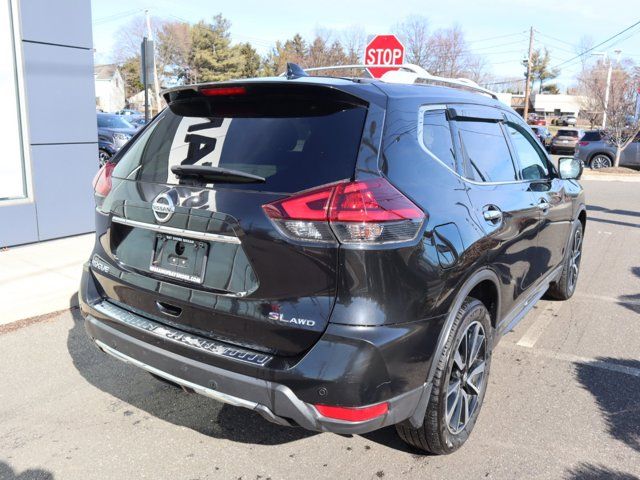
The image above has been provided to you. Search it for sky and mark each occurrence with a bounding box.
[91,0,640,89]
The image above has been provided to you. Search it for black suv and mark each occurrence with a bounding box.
[81,67,586,454]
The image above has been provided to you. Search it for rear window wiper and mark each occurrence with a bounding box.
[170,165,266,184]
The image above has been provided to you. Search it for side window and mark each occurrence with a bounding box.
[457,121,517,182]
[419,109,456,170]
[505,124,549,181]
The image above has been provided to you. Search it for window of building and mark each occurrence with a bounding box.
[0,1,28,201]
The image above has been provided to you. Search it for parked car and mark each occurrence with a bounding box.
[550,128,583,154]
[527,113,545,125]
[530,126,552,149]
[82,66,586,455]
[128,116,148,130]
[115,108,142,117]
[97,113,137,164]
[575,130,640,169]
[557,115,577,126]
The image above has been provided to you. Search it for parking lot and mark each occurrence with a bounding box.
[1,179,639,480]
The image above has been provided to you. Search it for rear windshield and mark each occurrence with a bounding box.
[557,130,579,137]
[581,131,602,141]
[112,107,366,193]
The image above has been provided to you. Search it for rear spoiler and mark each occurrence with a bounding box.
[162,81,369,118]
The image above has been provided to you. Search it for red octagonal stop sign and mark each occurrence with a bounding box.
[365,34,405,79]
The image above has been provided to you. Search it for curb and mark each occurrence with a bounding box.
[581,173,640,182]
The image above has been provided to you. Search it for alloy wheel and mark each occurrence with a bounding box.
[445,321,487,435]
[591,155,612,169]
[568,227,583,293]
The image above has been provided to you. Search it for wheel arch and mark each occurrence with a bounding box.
[406,268,501,428]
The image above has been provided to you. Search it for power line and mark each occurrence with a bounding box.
[468,31,528,43]
[551,19,640,69]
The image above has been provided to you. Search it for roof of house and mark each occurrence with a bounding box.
[94,64,119,81]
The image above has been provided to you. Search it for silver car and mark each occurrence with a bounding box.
[574,130,640,169]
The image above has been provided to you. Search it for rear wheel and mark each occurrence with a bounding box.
[590,154,612,169]
[547,221,583,300]
[396,298,492,454]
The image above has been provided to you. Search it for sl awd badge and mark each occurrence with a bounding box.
[152,191,177,223]
[268,311,316,327]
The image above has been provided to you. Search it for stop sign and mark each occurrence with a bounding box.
[365,35,405,79]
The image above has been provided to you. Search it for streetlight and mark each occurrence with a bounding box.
[592,49,622,128]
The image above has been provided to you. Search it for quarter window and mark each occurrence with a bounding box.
[458,121,517,182]
[420,109,456,171]
[506,124,549,181]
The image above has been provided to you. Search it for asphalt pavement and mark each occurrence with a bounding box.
[1,179,639,480]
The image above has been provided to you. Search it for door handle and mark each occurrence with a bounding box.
[538,199,551,212]
[483,205,503,224]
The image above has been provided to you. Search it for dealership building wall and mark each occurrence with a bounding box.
[0,0,97,248]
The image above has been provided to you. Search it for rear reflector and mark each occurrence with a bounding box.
[262,178,425,244]
[200,86,246,96]
[93,162,115,197]
[578,141,590,146]
[314,402,389,422]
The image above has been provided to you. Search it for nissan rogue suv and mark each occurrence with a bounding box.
[80,64,586,454]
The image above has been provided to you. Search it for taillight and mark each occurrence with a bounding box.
[93,162,115,197]
[262,178,425,245]
[314,402,389,422]
[578,141,589,146]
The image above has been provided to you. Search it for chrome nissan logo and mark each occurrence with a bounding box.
[152,192,175,223]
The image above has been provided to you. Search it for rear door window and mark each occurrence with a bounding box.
[419,109,457,171]
[112,106,367,193]
[457,120,517,182]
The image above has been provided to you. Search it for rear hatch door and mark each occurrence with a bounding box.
[96,82,371,356]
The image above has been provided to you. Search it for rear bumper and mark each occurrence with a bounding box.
[80,265,440,434]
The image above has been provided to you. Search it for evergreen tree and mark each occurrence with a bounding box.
[189,15,244,82]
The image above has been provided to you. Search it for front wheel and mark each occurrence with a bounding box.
[547,221,583,300]
[98,149,112,167]
[396,298,492,454]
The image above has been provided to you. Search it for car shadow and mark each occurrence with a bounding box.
[618,267,640,314]
[564,463,640,480]
[587,205,640,219]
[0,461,54,480]
[574,357,640,453]
[66,294,315,446]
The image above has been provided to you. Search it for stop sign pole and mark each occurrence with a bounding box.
[365,34,405,79]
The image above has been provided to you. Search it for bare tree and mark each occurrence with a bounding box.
[394,16,433,67]
[578,58,639,167]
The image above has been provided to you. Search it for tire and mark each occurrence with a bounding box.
[547,221,583,300]
[590,153,613,169]
[98,149,112,167]
[396,297,492,455]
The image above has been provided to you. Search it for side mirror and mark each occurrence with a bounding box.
[558,157,583,180]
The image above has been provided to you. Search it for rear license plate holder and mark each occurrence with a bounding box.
[150,234,208,284]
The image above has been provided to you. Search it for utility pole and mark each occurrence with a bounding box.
[145,9,162,115]
[602,49,622,129]
[523,27,534,120]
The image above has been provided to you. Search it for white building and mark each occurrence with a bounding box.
[94,64,125,112]
[532,94,583,117]
[0,0,97,247]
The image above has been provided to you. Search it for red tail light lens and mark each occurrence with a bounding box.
[200,86,246,96]
[329,179,424,222]
[314,402,389,422]
[262,178,425,244]
[578,141,589,146]
[93,162,115,197]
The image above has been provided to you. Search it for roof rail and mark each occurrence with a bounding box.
[283,63,498,100]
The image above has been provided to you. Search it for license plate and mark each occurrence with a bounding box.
[150,234,208,284]
[561,140,568,143]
